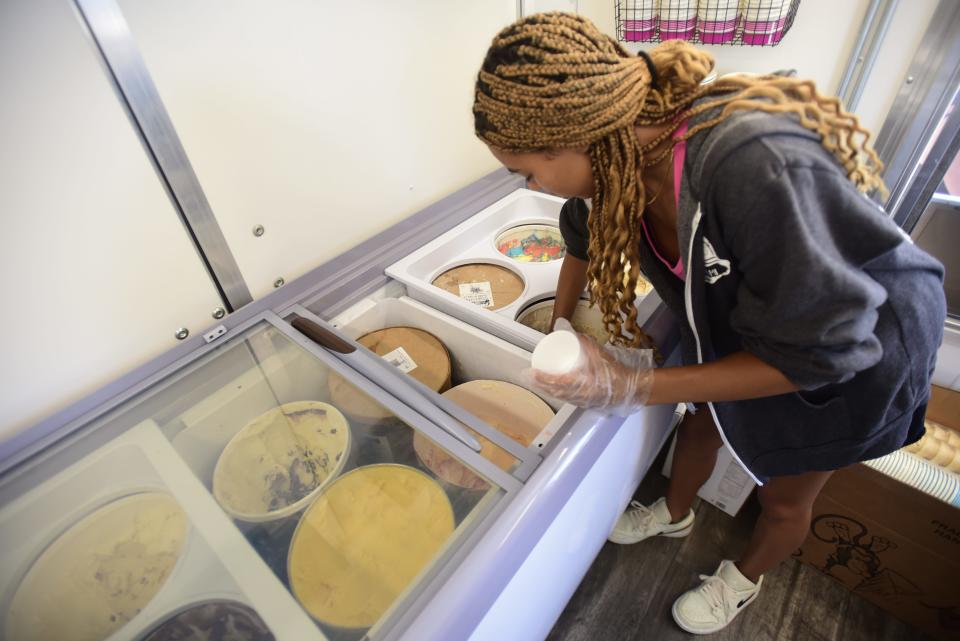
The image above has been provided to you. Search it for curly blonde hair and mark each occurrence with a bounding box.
[473,12,886,346]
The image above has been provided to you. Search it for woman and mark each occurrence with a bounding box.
[472,13,945,635]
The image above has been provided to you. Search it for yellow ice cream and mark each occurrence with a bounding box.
[289,464,454,629]
[6,492,188,641]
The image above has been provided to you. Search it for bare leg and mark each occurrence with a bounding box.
[665,407,724,522]
[737,469,835,582]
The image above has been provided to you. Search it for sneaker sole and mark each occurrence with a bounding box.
[607,521,693,545]
[670,590,754,635]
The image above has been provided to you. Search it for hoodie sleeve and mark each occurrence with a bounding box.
[558,198,590,261]
[709,142,905,389]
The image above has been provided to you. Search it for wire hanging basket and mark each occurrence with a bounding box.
[615,0,801,46]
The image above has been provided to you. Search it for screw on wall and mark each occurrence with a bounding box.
[212,307,226,319]
[174,327,190,340]
[252,224,265,237]
[274,277,285,288]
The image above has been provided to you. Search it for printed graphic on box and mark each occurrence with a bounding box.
[811,514,921,599]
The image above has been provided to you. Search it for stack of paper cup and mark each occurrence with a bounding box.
[697,0,740,44]
[742,0,791,45]
[660,0,697,40]
[623,0,659,42]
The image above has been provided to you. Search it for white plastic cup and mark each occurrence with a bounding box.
[741,0,790,44]
[660,0,697,39]
[742,0,790,27]
[623,0,659,21]
[532,330,583,375]
[660,0,697,20]
[698,0,739,27]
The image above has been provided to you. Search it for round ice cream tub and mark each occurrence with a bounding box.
[213,401,352,523]
[5,491,189,641]
[288,464,454,633]
[327,326,452,467]
[137,598,275,641]
[495,223,566,264]
[430,261,526,311]
[516,296,611,345]
[413,380,554,498]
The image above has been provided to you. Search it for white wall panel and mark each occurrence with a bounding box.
[118,0,518,299]
[0,0,222,441]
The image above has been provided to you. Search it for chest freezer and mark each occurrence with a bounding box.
[0,174,681,641]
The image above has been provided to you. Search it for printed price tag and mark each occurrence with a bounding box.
[381,346,418,373]
[458,281,494,308]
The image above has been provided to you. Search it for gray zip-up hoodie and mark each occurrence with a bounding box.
[559,101,946,483]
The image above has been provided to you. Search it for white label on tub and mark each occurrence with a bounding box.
[458,281,494,308]
[381,346,418,374]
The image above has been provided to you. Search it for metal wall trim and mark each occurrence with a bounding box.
[837,0,899,111]
[874,0,960,222]
[73,0,253,311]
[835,0,882,99]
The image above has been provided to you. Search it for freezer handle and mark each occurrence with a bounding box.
[290,316,357,354]
[290,314,483,452]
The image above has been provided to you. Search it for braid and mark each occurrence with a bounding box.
[474,12,886,347]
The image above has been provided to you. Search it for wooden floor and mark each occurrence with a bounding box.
[546,449,934,641]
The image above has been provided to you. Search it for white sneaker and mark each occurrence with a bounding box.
[671,560,763,634]
[607,497,694,544]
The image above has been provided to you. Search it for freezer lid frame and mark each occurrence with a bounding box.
[0,170,524,477]
[281,304,543,482]
[0,307,538,641]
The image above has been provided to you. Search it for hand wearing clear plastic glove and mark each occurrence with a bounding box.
[525,318,655,416]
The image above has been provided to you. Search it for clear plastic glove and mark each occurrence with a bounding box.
[525,318,655,416]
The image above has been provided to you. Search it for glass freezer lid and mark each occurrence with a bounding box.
[0,314,520,641]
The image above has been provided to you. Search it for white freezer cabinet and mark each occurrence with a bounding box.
[0,186,680,641]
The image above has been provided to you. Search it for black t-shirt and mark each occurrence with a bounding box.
[558,198,591,260]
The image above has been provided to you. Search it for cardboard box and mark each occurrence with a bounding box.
[662,433,756,517]
[795,385,960,641]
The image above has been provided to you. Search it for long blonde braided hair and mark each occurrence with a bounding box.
[474,12,886,347]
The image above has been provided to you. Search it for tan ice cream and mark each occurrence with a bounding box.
[289,464,454,629]
[5,492,188,641]
[517,298,611,344]
[328,327,452,423]
[213,401,351,520]
[414,380,555,490]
